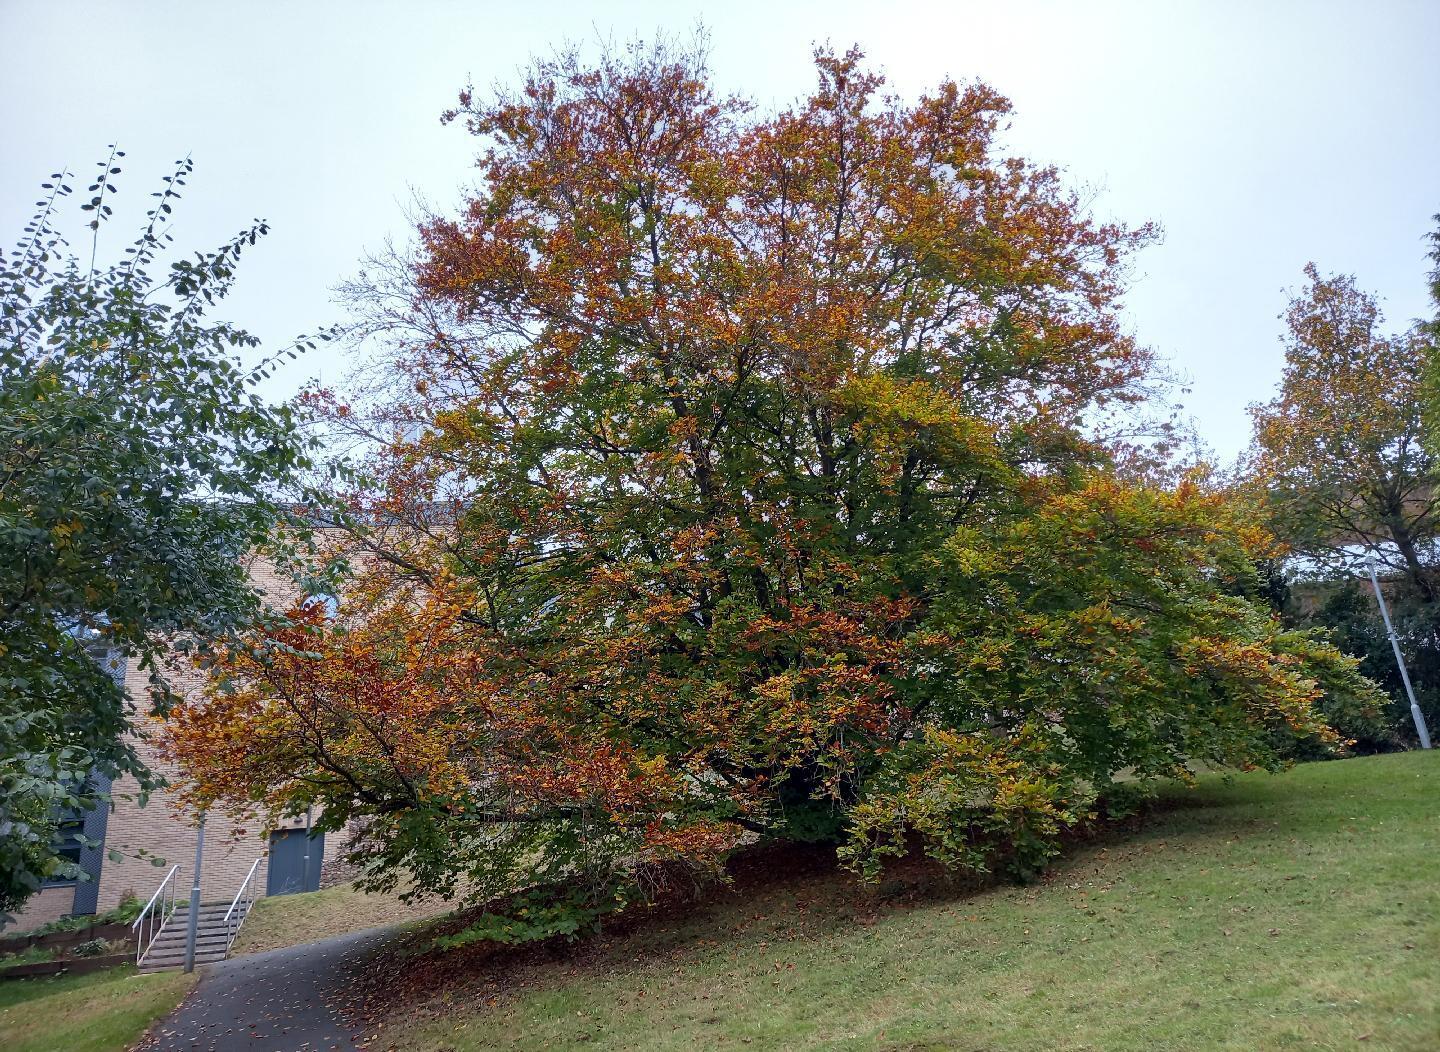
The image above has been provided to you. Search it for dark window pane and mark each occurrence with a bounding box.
[43,792,89,885]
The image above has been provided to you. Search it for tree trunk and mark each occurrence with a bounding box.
[1387,517,1435,602]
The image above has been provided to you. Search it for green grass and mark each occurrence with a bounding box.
[0,966,195,1052]
[0,946,55,971]
[385,752,1439,1051]
[232,879,456,956]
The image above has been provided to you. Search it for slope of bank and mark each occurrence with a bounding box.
[377,752,1438,1051]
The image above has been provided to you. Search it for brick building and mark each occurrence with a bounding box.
[7,552,342,933]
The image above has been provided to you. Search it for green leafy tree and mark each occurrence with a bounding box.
[1420,215,1440,455]
[0,153,324,917]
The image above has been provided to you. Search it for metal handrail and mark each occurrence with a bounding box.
[132,863,182,964]
[222,858,262,952]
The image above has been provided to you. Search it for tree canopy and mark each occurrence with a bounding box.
[1419,215,1440,457]
[1248,224,1440,748]
[0,155,322,916]
[163,44,1380,933]
[1250,262,1437,597]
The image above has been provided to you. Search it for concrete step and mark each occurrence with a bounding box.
[169,903,236,915]
[160,916,238,930]
[167,905,236,918]
[139,935,233,966]
[156,915,240,932]
[148,933,231,951]
[153,915,231,930]
[155,907,247,932]
[141,942,229,960]
[138,951,228,972]
[150,932,231,944]
[155,918,237,934]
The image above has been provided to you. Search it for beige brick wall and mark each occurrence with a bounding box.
[6,887,76,931]
[6,537,355,931]
[94,712,272,913]
[91,549,300,912]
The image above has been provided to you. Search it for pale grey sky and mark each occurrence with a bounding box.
[3,0,1437,461]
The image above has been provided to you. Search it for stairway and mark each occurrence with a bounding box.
[137,901,248,972]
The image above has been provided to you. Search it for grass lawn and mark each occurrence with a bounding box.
[232,879,456,956]
[0,966,195,1052]
[383,751,1438,1051]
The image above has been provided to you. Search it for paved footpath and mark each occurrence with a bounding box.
[141,926,395,1052]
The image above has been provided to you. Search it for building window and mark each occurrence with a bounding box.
[43,809,86,887]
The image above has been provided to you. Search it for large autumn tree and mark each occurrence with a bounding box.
[166,43,1378,929]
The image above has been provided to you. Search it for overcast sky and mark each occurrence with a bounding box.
[4,0,1438,461]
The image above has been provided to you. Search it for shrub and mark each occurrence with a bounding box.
[1294,583,1430,751]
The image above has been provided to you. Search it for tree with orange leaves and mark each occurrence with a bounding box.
[1251,263,1438,597]
[165,41,1379,936]
[1248,245,1440,747]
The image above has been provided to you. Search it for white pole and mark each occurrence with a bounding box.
[183,813,206,972]
[1367,562,1433,749]
[302,807,313,893]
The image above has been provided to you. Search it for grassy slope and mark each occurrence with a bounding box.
[0,966,195,1052]
[388,752,1438,1052]
[232,880,455,956]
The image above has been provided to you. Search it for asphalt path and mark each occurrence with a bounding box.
[140,925,395,1051]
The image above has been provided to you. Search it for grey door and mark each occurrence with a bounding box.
[266,828,324,895]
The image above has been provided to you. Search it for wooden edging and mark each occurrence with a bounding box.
[0,953,133,980]
[0,921,132,955]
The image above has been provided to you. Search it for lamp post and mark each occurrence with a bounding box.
[183,812,207,972]
[1366,561,1433,749]
[302,806,313,893]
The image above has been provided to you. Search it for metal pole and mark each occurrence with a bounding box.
[1367,562,1433,749]
[302,807,313,893]
[183,813,206,973]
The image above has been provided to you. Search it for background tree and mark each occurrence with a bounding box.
[166,44,1380,936]
[1250,264,1437,596]
[0,154,325,916]
[1249,255,1440,745]
[1420,215,1440,455]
